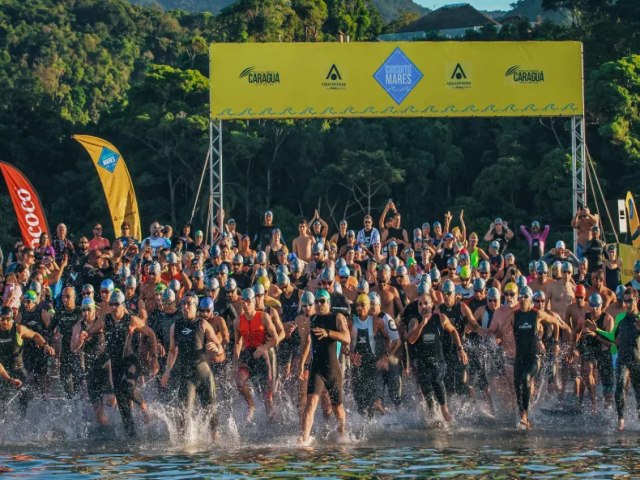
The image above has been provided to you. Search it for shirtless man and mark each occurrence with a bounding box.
[571,206,599,259]
[396,266,418,303]
[373,264,403,318]
[547,262,576,320]
[140,262,163,315]
[292,220,315,263]
[529,261,553,297]
[588,270,616,310]
[564,284,589,401]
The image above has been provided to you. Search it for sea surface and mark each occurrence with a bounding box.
[1,392,639,479]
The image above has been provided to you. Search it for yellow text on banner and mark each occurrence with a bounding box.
[210,41,584,120]
[73,135,142,241]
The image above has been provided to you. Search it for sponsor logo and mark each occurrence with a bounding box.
[447,63,471,90]
[14,187,44,247]
[322,64,346,90]
[181,327,193,336]
[373,47,423,104]
[505,65,545,84]
[97,147,120,173]
[240,66,280,85]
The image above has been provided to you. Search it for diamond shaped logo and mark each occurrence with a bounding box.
[97,147,120,173]
[374,47,424,105]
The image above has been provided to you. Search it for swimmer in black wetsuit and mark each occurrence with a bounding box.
[407,293,468,423]
[299,289,351,444]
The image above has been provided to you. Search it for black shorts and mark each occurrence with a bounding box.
[307,367,343,406]
[239,349,272,394]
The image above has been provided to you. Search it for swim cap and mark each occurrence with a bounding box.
[473,278,486,291]
[336,258,347,269]
[29,281,42,294]
[504,282,518,294]
[397,265,408,276]
[442,279,455,294]
[356,294,370,306]
[155,283,168,294]
[536,261,549,274]
[320,268,335,282]
[233,254,244,264]
[357,278,369,293]
[478,261,490,274]
[192,269,205,279]
[210,246,221,258]
[301,291,315,306]
[169,279,181,292]
[125,276,137,288]
[199,297,214,310]
[216,264,229,275]
[241,288,255,301]
[110,290,125,305]
[561,262,573,273]
[81,297,95,309]
[256,275,271,291]
[225,278,237,291]
[459,265,471,279]
[528,260,537,271]
[555,240,566,250]
[338,266,350,278]
[447,256,458,268]
[312,242,324,255]
[315,289,331,302]
[532,290,546,302]
[489,241,500,251]
[162,288,176,303]
[616,285,626,300]
[23,290,38,302]
[166,252,179,265]
[519,286,533,298]
[575,284,586,297]
[253,283,265,296]
[276,264,290,276]
[256,251,267,264]
[205,276,220,290]
[368,292,381,305]
[487,287,500,300]
[100,279,115,292]
[150,261,161,275]
[430,267,441,282]
[588,293,603,307]
[276,272,290,286]
[516,275,527,289]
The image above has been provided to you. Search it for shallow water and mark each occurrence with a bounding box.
[2,394,640,479]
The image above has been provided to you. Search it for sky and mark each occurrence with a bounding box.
[414,0,515,11]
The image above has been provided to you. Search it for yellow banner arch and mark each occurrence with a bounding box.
[210,41,583,120]
[73,135,142,241]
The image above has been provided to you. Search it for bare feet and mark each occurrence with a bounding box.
[441,405,453,423]
[373,399,386,415]
[618,419,625,432]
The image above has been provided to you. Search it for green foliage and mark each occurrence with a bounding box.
[0,0,638,254]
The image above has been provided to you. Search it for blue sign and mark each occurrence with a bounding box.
[97,147,120,173]
[373,48,424,105]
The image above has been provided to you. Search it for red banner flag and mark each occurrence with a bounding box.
[0,161,50,248]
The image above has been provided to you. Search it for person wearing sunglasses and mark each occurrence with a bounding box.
[575,293,614,414]
[233,288,279,423]
[16,290,50,397]
[88,290,159,438]
[406,292,468,425]
[299,289,350,445]
[585,287,640,431]
[511,286,569,430]
[161,293,223,441]
[71,296,108,426]
[0,305,54,416]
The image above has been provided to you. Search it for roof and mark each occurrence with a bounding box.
[399,3,501,33]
